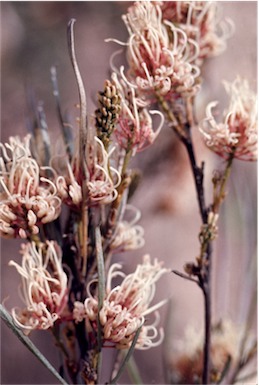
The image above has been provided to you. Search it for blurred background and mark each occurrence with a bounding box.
[1,2,257,384]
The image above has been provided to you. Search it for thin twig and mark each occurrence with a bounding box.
[172,270,200,285]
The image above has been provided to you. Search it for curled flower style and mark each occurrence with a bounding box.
[168,320,253,384]
[57,136,121,207]
[86,137,121,204]
[9,241,68,333]
[75,255,168,350]
[112,72,164,155]
[200,77,257,161]
[110,204,145,252]
[159,1,234,65]
[112,1,200,96]
[0,135,62,239]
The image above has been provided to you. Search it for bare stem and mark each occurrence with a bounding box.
[156,93,212,384]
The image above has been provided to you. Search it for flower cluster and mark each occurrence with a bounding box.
[0,135,62,239]
[118,1,200,97]
[73,255,168,350]
[9,241,68,333]
[110,204,145,253]
[57,136,121,207]
[160,1,234,65]
[200,77,257,161]
[111,73,164,155]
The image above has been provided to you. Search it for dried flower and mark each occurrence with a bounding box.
[112,72,164,155]
[200,77,257,161]
[74,255,168,350]
[118,1,200,97]
[110,204,145,252]
[0,135,62,239]
[160,1,234,65]
[168,320,246,384]
[9,241,68,333]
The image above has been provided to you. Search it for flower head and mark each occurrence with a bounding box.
[160,1,234,65]
[9,241,68,333]
[121,1,200,97]
[57,136,121,207]
[200,77,257,161]
[110,204,145,253]
[74,255,168,350]
[0,135,62,239]
[112,72,164,155]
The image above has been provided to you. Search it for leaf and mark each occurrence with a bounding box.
[109,326,142,385]
[50,66,74,161]
[0,304,68,385]
[95,226,105,353]
[125,355,143,384]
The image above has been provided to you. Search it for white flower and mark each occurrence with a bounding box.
[112,72,164,155]
[126,2,200,96]
[75,255,168,350]
[107,1,200,97]
[200,77,257,161]
[9,241,68,333]
[110,204,145,252]
[0,135,62,238]
[160,1,234,65]
[57,136,121,206]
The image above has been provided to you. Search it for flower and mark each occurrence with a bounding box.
[126,2,200,96]
[74,255,168,350]
[110,204,145,252]
[200,77,257,161]
[0,135,62,239]
[112,72,164,155]
[159,1,234,65]
[57,136,121,207]
[108,1,200,97]
[167,320,249,384]
[9,241,68,333]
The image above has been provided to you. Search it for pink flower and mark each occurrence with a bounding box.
[9,241,68,333]
[110,204,145,253]
[159,1,234,65]
[107,2,200,97]
[200,77,257,161]
[57,136,121,207]
[76,255,168,350]
[112,72,164,155]
[126,2,200,96]
[0,135,62,239]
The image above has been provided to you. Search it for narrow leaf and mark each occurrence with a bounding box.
[95,226,105,353]
[109,326,142,385]
[125,355,143,384]
[0,305,68,385]
[96,226,105,310]
[50,65,74,160]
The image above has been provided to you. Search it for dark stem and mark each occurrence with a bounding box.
[157,94,212,384]
[182,131,208,224]
[182,128,212,385]
[180,129,212,385]
[202,282,211,384]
